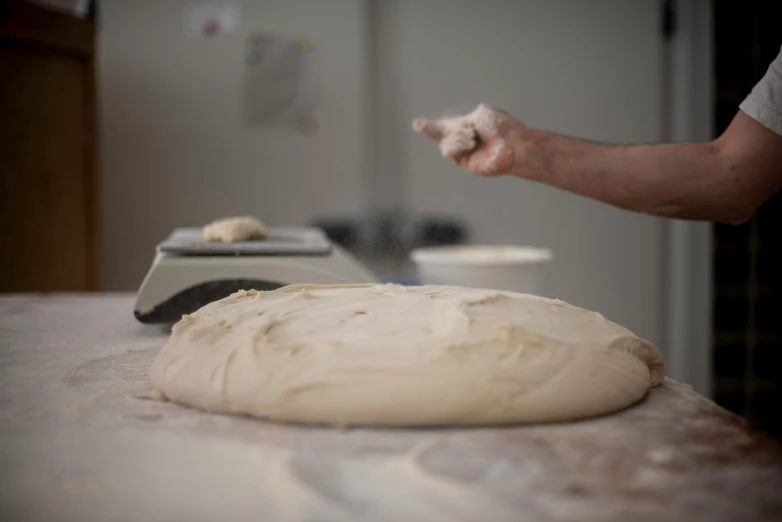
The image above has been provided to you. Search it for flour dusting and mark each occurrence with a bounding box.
[414,103,500,160]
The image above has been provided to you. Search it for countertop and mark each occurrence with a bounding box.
[1,294,781,522]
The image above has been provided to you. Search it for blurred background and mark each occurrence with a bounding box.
[0,0,779,436]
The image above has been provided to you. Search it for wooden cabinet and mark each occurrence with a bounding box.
[0,1,99,291]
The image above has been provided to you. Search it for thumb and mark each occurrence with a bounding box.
[412,118,445,142]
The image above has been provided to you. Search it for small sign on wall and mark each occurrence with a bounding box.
[243,31,321,135]
[184,1,241,38]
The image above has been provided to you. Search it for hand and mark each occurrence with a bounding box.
[412,104,524,176]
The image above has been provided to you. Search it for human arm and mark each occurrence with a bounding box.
[414,106,782,224]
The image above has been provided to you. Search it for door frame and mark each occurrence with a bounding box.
[663,0,714,396]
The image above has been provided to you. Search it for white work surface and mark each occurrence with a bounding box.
[1,294,781,522]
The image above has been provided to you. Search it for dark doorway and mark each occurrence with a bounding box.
[712,0,782,438]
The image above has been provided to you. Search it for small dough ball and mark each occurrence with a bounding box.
[203,216,267,243]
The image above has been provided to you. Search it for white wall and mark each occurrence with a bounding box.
[665,0,714,394]
[100,0,365,290]
[101,0,670,346]
[392,0,667,345]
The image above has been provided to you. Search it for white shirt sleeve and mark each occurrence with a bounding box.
[739,46,782,136]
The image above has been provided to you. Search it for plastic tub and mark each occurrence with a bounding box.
[410,245,553,295]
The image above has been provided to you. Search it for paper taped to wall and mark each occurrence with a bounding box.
[243,31,321,134]
[184,1,241,37]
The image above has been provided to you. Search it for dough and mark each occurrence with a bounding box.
[151,284,665,427]
[203,216,267,243]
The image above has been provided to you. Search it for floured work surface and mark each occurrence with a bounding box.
[1,294,781,522]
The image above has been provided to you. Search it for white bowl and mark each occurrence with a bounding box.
[410,245,552,295]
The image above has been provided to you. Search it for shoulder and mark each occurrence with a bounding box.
[739,46,782,136]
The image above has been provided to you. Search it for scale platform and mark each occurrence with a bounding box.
[134,227,377,323]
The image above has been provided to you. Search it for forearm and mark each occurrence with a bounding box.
[511,110,782,225]
[414,106,781,223]
[513,128,748,223]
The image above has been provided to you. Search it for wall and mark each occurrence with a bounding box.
[391,0,667,345]
[666,0,714,393]
[101,0,668,346]
[100,0,365,290]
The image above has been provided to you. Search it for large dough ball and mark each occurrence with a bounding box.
[151,284,665,427]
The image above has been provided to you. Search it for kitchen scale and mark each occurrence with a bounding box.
[134,227,377,323]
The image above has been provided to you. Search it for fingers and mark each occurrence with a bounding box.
[412,104,516,177]
[465,141,512,176]
[439,125,478,161]
[414,114,480,162]
[413,103,491,141]
[470,104,502,138]
[412,118,444,141]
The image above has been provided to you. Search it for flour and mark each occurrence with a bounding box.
[438,117,477,158]
[426,104,498,159]
[413,103,511,174]
[4,294,781,522]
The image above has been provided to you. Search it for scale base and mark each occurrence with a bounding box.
[134,227,377,323]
